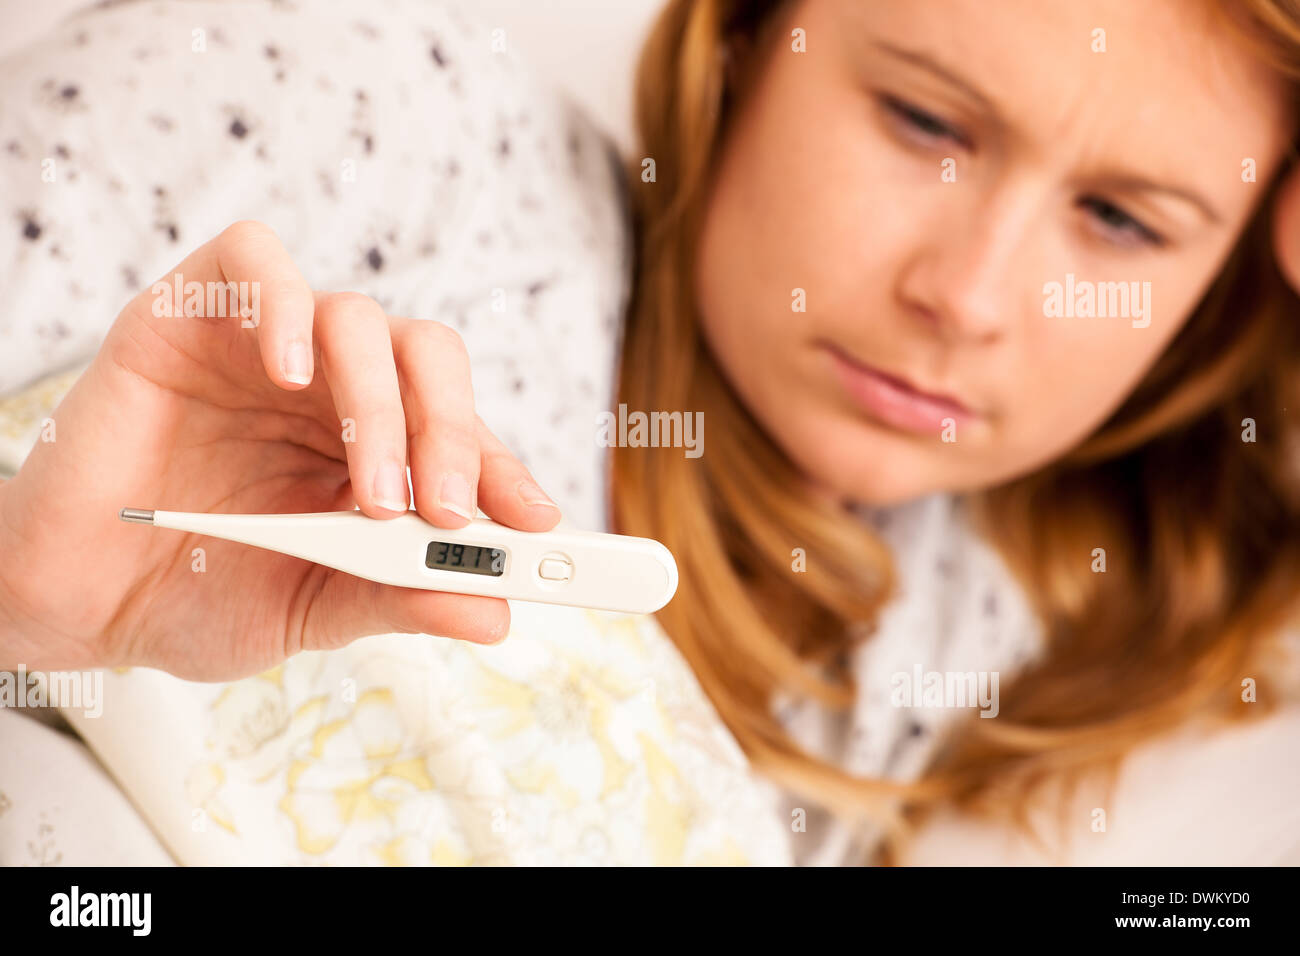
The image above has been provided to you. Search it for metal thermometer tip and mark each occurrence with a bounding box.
[118,508,156,524]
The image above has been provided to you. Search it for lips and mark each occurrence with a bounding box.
[824,344,976,435]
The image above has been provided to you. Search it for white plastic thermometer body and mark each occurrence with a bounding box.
[119,509,678,615]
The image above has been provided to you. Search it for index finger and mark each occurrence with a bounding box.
[128,220,316,391]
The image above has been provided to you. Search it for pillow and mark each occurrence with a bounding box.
[61,606,792,865]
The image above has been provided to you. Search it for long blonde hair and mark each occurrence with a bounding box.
[611,0,1300,860]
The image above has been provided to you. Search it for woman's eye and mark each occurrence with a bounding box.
[1078,197,1165,248]
[880,95,970,150]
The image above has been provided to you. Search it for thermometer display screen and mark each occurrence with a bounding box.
[425,541,506,576]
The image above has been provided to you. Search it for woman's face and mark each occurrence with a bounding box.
[695,0,1293,505]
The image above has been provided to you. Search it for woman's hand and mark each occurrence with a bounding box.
[0,221,561,680]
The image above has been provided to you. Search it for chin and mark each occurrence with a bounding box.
[780,419,947,509]
[836,473,937,509]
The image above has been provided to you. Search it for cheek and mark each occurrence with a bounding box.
[695,62,905,393]
[694,91,807,406]
[1002,296,1193,464]
[702,85,905,300]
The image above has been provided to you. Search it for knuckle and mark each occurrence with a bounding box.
[411,320,468,360]
[318,290,382,318]
[353,408,408,445]
[480,443,523,477]
[260,279,308,312]
[420,420,480,460]
[218,219,277,253]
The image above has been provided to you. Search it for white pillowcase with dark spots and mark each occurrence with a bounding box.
[0,0,624,532]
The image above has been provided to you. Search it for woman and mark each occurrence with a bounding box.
[0,0,1297,864]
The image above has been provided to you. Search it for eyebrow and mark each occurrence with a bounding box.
[870,41,1000,118]
[869,40,1225,226]
[1087,174,1223,225]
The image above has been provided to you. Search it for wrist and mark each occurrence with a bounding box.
[0,477,21,667]
[0,476,43,671]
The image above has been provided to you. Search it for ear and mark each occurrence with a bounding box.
[1271,160,1300,292]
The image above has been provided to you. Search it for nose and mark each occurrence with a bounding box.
[894,180,1044,346]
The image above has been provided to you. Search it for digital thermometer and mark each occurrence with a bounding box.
[118,508,678,614]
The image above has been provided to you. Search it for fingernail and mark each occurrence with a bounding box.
[283,340,312,385]
[438,473,474,520]
[373,460,408,512]
[517,478,558,510]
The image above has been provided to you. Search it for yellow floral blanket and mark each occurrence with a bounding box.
[1,367,791,866]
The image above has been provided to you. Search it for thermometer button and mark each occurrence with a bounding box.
[537,554,573,582]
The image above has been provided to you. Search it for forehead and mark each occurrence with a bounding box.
[828,0,1293,176]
